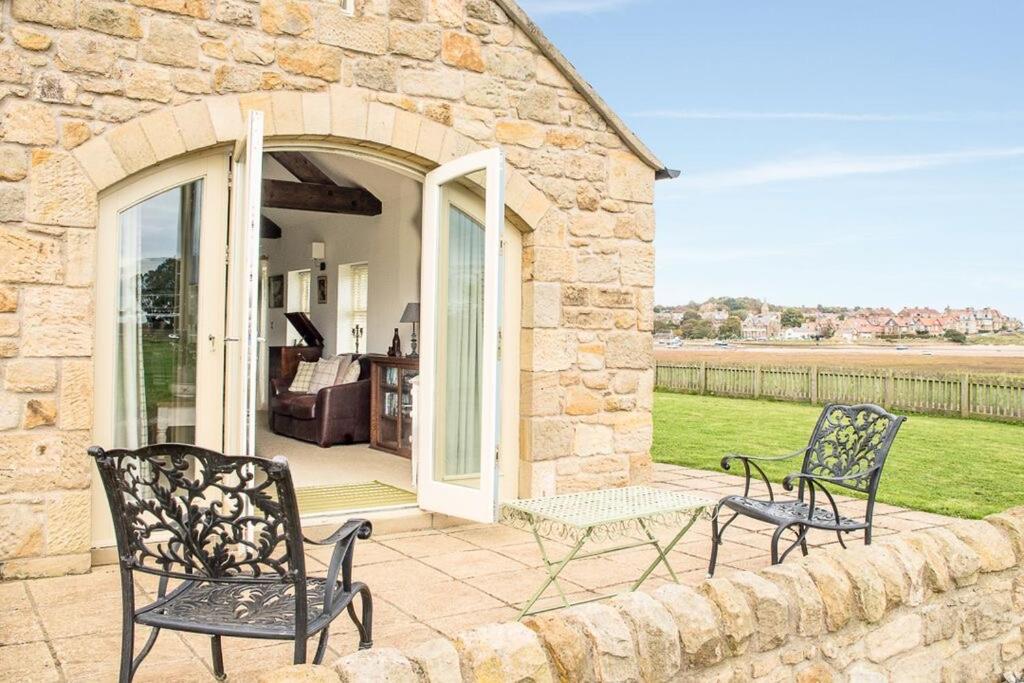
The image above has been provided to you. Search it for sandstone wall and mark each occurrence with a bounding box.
[0,0,659,577]
[261,508,1024,682]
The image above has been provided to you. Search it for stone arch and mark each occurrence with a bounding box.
[67,87,553,234]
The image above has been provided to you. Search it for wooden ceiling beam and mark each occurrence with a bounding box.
[260,214,282,239]
[262,179,383,216]
[268,151,335,185]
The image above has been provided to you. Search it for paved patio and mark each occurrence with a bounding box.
[0,464,953,682]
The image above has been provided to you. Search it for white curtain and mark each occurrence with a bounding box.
[444,207,484,477]
[337,262,369,354]
[115,207,147,449]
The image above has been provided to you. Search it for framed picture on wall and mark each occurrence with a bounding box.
[269,275,284,308]
[317,275,328,304]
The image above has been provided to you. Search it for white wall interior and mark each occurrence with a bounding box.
[260,152,422,356]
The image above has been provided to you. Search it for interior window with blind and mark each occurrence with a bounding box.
[337,262,368,354]
[285,268,311,345]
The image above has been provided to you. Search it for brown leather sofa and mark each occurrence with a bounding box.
[268,354,373,448]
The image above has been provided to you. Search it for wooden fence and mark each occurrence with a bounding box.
[655,362,1024,423]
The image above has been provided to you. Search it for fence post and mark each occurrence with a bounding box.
[809,366,818,405]
[699,361,707,395]
[961,374,970,418]
[753,365,762,399]
[884,370,894,408]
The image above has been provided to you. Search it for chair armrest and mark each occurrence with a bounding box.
[306,519,372,613]
[720,448,809,501]
[303,518,373,547]
[721,447,808,469]
[316,379,372,412]
[270,377,291,396]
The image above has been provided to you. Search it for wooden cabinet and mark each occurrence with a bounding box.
[370,356,419,459]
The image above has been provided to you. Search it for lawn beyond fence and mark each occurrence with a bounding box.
[652,392,1024,518]
[655,362,1024,422]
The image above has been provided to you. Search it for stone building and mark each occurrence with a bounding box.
[0,0,674,577]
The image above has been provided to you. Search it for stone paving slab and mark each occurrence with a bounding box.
[0,465,952,681]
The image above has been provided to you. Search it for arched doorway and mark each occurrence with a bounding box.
[89,111,524,554]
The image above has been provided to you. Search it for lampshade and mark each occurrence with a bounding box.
[401,302,420,323]
[311,241,325,260]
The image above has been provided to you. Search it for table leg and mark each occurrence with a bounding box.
[630,510,701,591]
[518,527,591,620]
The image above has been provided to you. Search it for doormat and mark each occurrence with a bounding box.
[295,481,416,514]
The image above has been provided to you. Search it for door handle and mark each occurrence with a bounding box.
[224,337,240,342]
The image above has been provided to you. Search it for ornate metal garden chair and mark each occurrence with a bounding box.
[90,444,373,683]
[707,403,906,576]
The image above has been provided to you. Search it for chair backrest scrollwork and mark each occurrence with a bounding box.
[801,404,906,494]
[90,444,305,583]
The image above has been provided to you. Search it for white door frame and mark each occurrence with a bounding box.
[223,111,264,457]
[417,148,505,523]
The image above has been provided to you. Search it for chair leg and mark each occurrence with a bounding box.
[211,635,225,681]
[799,524,809,556]
[707,502,728,577]
[770,524,790,565]
[346,585,373,650]
[312,629,331,665]
[118,619,135,683]
[293,636,308,665]
[864,525,872,545]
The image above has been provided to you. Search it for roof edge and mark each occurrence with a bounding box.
[493,0,669,175]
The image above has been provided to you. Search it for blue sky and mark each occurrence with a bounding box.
[518,0,1024,318]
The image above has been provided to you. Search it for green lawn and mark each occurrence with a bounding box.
[652,392,1024,519]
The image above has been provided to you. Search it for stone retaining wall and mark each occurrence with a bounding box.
[261,506,1024,682]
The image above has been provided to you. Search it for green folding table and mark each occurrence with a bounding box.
[500,486,713,619]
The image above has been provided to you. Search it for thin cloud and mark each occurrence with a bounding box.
[518,0,641,16]
[682,147,1024,191]
[632,110,1024,123]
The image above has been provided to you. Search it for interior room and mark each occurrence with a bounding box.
[256,150,423,516]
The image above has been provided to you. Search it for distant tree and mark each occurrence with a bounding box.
[680,319,714,339]
[944,329,967,344]
[682,310,701,321]
[653,319,677,334]
[781,308,805,329]
[653,305,664,313]
[818,320,836,339]
[718,316,742,339]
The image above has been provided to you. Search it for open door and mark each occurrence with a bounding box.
[224,111,264,456]
[418,148,505,523]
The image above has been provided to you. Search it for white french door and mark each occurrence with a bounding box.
[417,148,505,523]
[91,151,230,547]
[223,111,264,456]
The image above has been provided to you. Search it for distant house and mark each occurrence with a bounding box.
[699,307,730,329]
[837,318,884,342]
[781,326,818,341]
[741,305,782,341]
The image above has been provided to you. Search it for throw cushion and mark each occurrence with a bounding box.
[289,360,317,393]
[341,359,362,384]
[308,357,342,394]
[334,354,355,384]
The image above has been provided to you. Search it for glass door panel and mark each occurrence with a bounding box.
[434,204,485,488]
[114,181,203,446]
